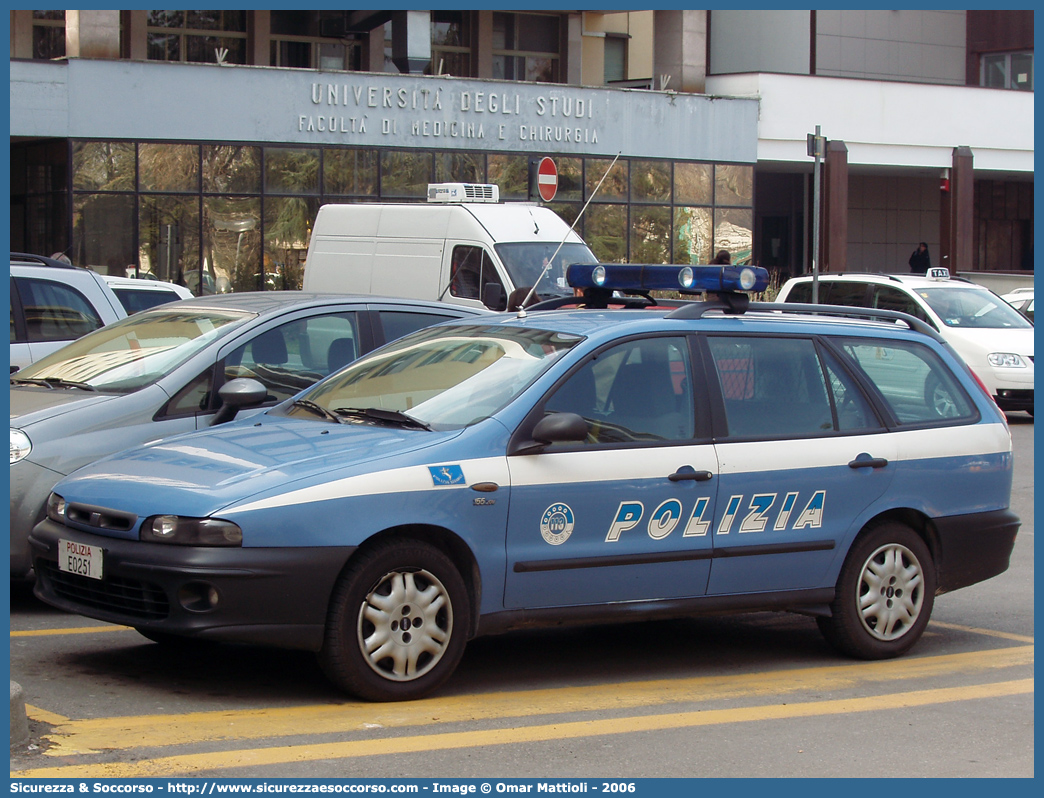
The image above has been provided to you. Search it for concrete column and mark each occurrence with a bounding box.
[364,26,385,73]
[951,146,975,272]
[564,12,582,85]
[823,139,849,273]
[391,10,431,74]
[122,10,147,60]
[10,10,35,59]
[652,10,707,93]
[66,10,120,59]
[248,11,270,67]
[475,11,493,79]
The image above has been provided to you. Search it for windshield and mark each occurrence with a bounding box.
[495,242,598,297]
[12,309,251,392]
[918,287,1033,329]
[286,324,582,429]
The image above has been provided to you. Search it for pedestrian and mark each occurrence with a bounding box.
[908,242,931,273]
[711,249,731,265]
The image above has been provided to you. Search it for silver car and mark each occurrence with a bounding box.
[10,292,486,577]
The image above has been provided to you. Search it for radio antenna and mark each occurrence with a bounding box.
[517,151,622,318]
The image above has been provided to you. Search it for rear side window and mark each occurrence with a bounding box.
[379,310,458,345]
[707,336,835,438]
[225,312,362,402]
[112,287,181,314]
[833,337,977,425]
[14,277,104,342]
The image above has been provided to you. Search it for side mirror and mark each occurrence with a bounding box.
[210,378,268,426]
[482,282,507,311]
[532,412,588,444]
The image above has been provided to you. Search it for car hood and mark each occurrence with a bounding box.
[941,326,1034,359]
[52,416,464,522]
[10,386,122,426]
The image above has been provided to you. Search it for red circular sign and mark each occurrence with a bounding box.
[537,157,558,202]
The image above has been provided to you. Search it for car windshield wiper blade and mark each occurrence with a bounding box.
[333,407,431,430]
[291,399,342,423]
[11,377,97,391]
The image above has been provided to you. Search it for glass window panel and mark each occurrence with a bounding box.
[1011,53,1033,90]
[27,140,68,194]
[186,35,245,65]
[265,148,320,195]
[203,145,260,194]
[554,157,583,202]
[33,26,65,59]
[630,206,672,264]
[982,54,1007,88]
[187,11,246,32]
[585,157,628,202]
[432,11,468,46]
[203,197,261,293]
[674,207,713,265]
[517,14,560,53]
[72,194,136,276]
[380,150,432,198]
[264,196,319,290]
[631,160,671,203]
[147,33,179,61]
[434,152,484,184]
[147,11,184,28]
[585,205,628,262]
[139,195,200,288]
[715,164,754,206]
[487,154,529,200]
[139,143,199,192]
[605,37,626,83]
[324,149,378,196]
[714,208,753,265]
[25,195,68,260]
[73,142,135,192]
[674,163,713,205]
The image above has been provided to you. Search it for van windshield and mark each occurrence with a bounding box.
[495,242,599,297]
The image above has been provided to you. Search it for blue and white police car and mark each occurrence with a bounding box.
[29,265,1020,701]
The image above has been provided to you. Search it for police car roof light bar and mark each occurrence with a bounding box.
[568,263,770,295]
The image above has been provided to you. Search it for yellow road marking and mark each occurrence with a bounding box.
[929,621,1034,644]
[28,644,1033,756]
[11,625,133,637]
[14,679,1033,779]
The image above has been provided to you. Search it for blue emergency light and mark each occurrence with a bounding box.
[566,263,770,294]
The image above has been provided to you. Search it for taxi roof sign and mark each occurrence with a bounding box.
[927,267,951,280]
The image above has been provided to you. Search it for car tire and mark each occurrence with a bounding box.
[318,538,469,701]
[817,522,935,660]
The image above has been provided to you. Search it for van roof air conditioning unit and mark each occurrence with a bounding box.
[427,183,500,203]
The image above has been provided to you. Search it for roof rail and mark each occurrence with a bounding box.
[669,301,946,344]
[10,252,79,270]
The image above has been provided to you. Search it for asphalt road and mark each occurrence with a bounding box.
[9,416,1034,780]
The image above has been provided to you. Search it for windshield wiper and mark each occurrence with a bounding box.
[291,399,342,423]
[333,407,431,431]
[11,377,97,391]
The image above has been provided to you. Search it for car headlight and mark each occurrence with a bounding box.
[46,492,67,523]
[10,429,32,465]
[987,353,1029,368]
[140,515,243,546]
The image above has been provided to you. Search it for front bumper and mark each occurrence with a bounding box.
[933,509,1020,593]
[993,388,1033,413]
[30,519,356,651]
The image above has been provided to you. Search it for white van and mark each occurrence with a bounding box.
[302,183,599,311]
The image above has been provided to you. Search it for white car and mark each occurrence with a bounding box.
[103,275,194,314]
[777,269,1034,416]
[1001,287,1034,324]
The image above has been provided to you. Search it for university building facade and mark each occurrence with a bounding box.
[9,10,1033,295]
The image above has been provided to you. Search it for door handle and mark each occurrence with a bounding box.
[669,466,714,482]
[848,456,889,469]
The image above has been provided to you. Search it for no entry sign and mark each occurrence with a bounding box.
[537,157,558,202]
